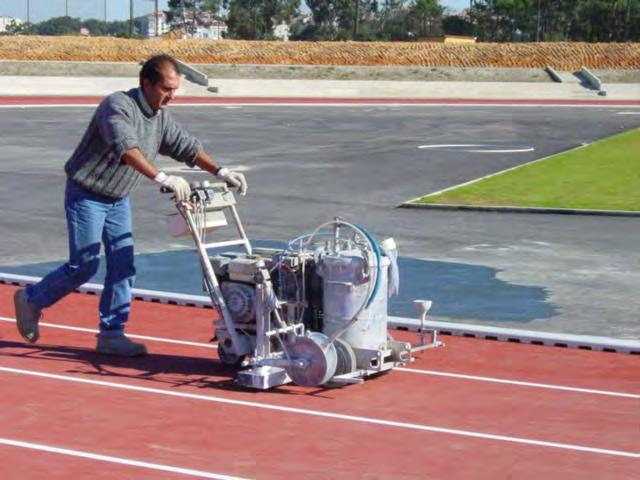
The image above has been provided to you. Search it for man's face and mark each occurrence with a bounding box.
[142,64,180,111]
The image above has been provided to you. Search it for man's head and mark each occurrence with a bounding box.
[139,54,181,112]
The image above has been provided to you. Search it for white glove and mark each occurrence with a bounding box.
[216,167,248,196]
[154,172,191,202]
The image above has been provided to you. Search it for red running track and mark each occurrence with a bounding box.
[0,284,638,479]
[0,96,639,106]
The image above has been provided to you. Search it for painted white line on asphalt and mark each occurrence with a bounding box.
[466,148,535,153]
[0,437,248,480]
[395,367,640,399]
[616,112,640,115]
[1,366,638,459]
[417,144,535,153]
[0,103,638,109]
[418,144,485,148]
[0,104,99,108]
[2,315,636,398]
[0,317,217,349]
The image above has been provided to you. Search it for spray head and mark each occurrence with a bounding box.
[413,300,432,317]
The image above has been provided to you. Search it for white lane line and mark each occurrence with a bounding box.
[418,144,485,148]
[1,366,638,459]
[417,144,535,153]
[466,148,535,153]
[0,103,638,110]
[396,368,640,399]
[0,437,248,480]
[616,112,640,115]
[0,317,217,349]
[2,316,636,398]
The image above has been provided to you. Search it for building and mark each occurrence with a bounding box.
[192,22,227,40]
[134,11,170,38]
[0,16,22,33]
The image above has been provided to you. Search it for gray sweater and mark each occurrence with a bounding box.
[65,88,202,198]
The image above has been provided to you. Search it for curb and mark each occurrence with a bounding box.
[389,317,640,354]
[0,272,213,309]
[398,203,640,217]
[1,272,638,355]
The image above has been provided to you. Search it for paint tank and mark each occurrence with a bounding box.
[319,250,389,351]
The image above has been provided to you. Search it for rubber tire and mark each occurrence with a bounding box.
[218,341,246,367]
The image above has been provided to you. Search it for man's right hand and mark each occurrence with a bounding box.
[154,172,191,202]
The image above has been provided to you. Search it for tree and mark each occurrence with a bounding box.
[225,0,300,39]
[442,14,474,35]
[470,0,640,41]
[410,0,443,37]
[35,16,82,35]
[82,19,107,36]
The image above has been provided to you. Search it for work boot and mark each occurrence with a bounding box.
[96,334,148,357]
[13,288,42,344]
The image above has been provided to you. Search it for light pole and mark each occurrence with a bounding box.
[129,0,134,36]
[353,0,360,39]
[65,0,69,17]
[536,0,541,42]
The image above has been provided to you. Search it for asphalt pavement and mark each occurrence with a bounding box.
[0,104,638,338]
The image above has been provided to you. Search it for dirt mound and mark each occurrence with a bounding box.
[0,37,637,71]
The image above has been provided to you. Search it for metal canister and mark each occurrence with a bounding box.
[319,250,389,350]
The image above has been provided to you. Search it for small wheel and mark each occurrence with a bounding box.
[284,332,337,387]
[217,341,245,367]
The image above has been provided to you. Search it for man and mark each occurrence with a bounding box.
[13,54,247,356]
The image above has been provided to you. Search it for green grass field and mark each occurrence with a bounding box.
[413,129,640,211]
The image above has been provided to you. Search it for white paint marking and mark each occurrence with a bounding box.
[417,144,534,153]
[0,103,638,110]
[616,112,640,115]
[2,316,636,398]
[395,368,640,399]
[418,144,485,148]
[0,317,217,349]
[0,437,248,479]
[0,366,638,459]
[465,148,535,153]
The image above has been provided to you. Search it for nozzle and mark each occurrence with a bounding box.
[413,299,432,316]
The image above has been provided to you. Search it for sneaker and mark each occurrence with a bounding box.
[13,288,42,344]
[96,334,148,357]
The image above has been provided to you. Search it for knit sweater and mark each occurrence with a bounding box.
[65,88,202,199]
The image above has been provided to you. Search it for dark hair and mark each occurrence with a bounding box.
[139,54,180,87]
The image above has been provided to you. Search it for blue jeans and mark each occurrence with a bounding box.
[26,180,136,336]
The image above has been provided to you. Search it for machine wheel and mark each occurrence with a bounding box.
[333,337,357,376]
[284,332,337,387]
[217,341,246,367]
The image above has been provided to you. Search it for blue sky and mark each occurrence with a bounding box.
[0,1,469,23]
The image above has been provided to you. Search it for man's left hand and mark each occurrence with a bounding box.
[216,168,248,196]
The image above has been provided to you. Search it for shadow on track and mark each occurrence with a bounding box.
[0,340,324,397]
